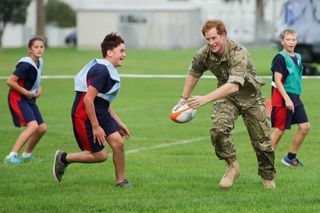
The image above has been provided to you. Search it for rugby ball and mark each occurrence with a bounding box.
[170,103,197,123]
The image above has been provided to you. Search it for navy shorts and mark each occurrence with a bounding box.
[8,97,44,127]
[271,104,308,130]
[72,113,120,153]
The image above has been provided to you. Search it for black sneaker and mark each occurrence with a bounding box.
[116,179,130,188]
[53,150,67,182]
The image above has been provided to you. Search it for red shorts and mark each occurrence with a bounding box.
[8,92,44,127]
[72,114,120,153]
[271,105,308,130]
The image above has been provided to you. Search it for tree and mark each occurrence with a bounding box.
[0,0,31,49]
[225,0,266,42]
[36,0,46,37]
[255,0,266,42]
[46,0,76,28]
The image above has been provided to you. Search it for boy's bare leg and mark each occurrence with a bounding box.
[271,128,284,150]
[107,132,125,183]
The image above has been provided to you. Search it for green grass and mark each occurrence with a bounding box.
[0,46,277,76]
[0,48,320,212]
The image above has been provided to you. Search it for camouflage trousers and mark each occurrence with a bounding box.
[210,92,276,180]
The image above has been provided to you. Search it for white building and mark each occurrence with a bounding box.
[2,0,285,48]
[77,5,202,49]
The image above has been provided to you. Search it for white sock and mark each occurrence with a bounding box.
[8,152,18,157]
[22,152,32,158]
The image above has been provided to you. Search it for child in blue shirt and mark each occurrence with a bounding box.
[53,33,131,187]
[5,37,47,164]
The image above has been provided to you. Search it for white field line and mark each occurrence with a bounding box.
[126,128,246,154]
[1,74,320,80]
[126,136,208,154]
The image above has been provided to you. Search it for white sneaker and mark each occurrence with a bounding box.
[4,155,23,164]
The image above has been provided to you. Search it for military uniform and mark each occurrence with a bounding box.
[189,40,276,180]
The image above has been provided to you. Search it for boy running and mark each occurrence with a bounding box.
[53,33,131,187]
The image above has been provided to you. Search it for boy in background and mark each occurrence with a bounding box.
[271,29,311,167]
[5,37,47,164]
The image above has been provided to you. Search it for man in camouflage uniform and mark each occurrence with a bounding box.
[179,19,276,189]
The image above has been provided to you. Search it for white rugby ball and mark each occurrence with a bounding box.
[170,103,197,123]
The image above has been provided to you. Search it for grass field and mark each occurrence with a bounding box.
[0,47,320,212]
[0,47,277,76]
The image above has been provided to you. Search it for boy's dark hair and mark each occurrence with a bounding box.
[28,36,46,48]
[202,19,227,36]
[101,32,124,58]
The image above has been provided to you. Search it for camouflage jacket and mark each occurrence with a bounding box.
[189,40,265,107]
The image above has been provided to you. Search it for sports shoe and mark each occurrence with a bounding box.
[219,161,240,189]
[262,179,276,189]
[116,179,131,188]
[4,154,22,165]
[53,150,67,182]
[281,156,304,168]
[21,155,33,163]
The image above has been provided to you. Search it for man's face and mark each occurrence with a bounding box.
[107,43,126,67]
[204,28,226,57]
